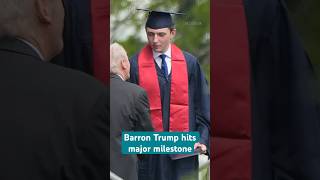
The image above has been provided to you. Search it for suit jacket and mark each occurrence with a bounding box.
[110,74,153,180]
[0,37,107,180]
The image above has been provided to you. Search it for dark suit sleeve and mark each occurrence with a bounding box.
[78,91,108,180]
[194,61,210,149]
[133,90,154,131]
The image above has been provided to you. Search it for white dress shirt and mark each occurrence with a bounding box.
[152,44,172,74]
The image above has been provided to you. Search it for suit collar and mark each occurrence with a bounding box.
[110,73,123,80]
[0,36,43,61]
[17,38,44,60]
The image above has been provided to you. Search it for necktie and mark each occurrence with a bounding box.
[159,54,168,79]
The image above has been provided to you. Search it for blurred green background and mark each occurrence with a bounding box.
[286,0,320,69]
[110,0,210,82]
[286,0,320,98]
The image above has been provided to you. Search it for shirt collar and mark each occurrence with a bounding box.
[117,74,125,81]
[152,44,171,59]
[17,38,45,61]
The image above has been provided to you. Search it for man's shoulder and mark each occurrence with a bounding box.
[47,64,105,95]
[45,64,106,113]
[126,81,146,94]
[182,51,197,63]
[0,40,105,96]
[0,53,106,116]
[129,52,140,62]
[50,64,102,86]
[17,58,106,101]
[115,78,146,95]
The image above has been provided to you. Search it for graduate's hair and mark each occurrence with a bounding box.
[110,42,129,74]
[145,26,176,32]
[0,0,34,37]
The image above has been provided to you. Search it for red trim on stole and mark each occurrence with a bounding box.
[91,0,108,84]
[212,0,252,179]
[138,44,189,132]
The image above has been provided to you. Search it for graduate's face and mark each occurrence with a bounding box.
[146,27,176,53]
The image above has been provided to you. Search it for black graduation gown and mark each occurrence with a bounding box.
[244,0,320,179]
[129,50,210,180]
[51,0,93,74]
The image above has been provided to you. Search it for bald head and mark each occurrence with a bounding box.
[0,0,32,36]
[110,43,130,80]
[0,0,65,61]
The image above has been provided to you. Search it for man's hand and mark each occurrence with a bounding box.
[194,142,207,154]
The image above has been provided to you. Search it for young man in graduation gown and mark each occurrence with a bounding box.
[129,10,210,180]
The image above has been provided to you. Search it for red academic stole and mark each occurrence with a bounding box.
[138,44,189,132]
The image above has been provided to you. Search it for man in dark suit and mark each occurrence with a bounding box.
[0,0,107,179]
[110,43,153,180]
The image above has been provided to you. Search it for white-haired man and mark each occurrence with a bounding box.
[110,43,153,180]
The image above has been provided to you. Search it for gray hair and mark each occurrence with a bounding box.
[110,42,128,74]
[0,0,34,37]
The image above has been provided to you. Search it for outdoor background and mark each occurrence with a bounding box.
[110,1,211,179]
[286,0,320,99]
[110,0,210,82]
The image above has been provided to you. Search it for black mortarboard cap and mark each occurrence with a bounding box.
[137,8,183,29]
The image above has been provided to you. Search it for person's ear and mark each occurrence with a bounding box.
[170,29,177,37]
[35,0,52,24]
[170,29,176,39]
[121,59,127,69]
